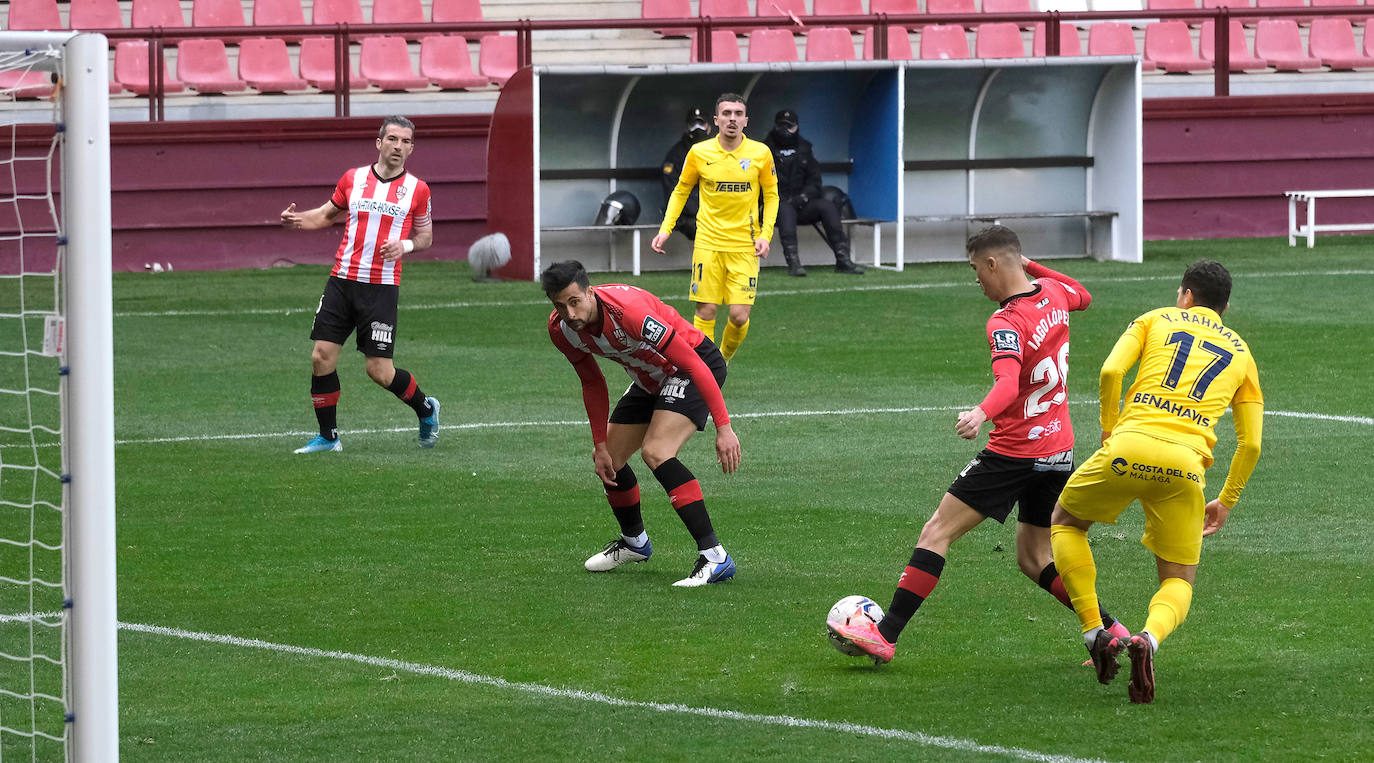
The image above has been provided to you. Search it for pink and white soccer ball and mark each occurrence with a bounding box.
[826,595,884,656]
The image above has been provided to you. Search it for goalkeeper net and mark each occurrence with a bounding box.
[1,32,117,762]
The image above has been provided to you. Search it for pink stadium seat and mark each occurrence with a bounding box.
[1032,22,1083,56]
[975,22,1025,57]
[689,30,743,62]
[372,0,425,25]
[1146,0,1198,8]
[252,0,306,27]
[114,40,185,94]
[1087,21,1157,69]
[871,0,922,29]
[1365,21,1374,57]
[758,0,807,24]
[1144,21,1211,71]
[177,38,248,92]
[312,0,365,26]
[1254,19,1324,69]
[432,0,486,25]
[862,26,915,59]
[1308,18,1374,68]
[805,26,857,60]
[479,34,518,85]
[642,0,694,37]
[748,28,800,60]
[920,24,970,59]
[192,0,245,26]
[299,37,369,90]
[360,36,428,90]
[813,0,865,16]
[984,0,1035,23]
[0,70,58,98]
[1200,20,1269,70]
[419,35,488,89]
[69,0,124,30]
[6,0,64,31]
[1309,0,1362,25]
[237,37,308,91]
[927,0,978,16]
[132,0,186,27]
[1201,0,1253,7]
[1253,0,1308,23]
[701,0,752,19]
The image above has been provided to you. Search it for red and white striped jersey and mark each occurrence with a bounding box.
[328,166,432,286]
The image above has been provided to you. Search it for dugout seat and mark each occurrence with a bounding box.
[641,0,693,37]
[975,22,1025,58]
[920,24,970,59]
[6,0,63,31]
[1087,21,1157,69]
[68,0,124,29]
[237,37,308,91]
[312,0,365,26]
[1308,19,1374,69]
[299,36,370,90]
[360,36,429,90]
[132,0,186,27]
[689,30,742,62]
[805,26,856,60]
[177,38,248,92]
[1032,22,1083,56]
[748,28,800,61]
[252,0,306,28]
[1144,21,1211,71]
[114,40,185,94]
[192,0,245,27]
[870,0,922,29]
[862,26,915,59]
[1199,19,1270,71]
[927,0,978,16]
[420,35,488,89]
[1255,19,1323,69]
[479,34,518,86]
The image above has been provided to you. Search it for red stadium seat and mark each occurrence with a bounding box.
[1254,19,1324,69]
[0,70,58,98]
[6,0,64,31]
[372,0,425,25]
[871,0,922,29]
[927,0,977,16]
[813,0,864,16]
[479,34,518,86]
[360,36,428,90]
[701,0,752,20]
[312,0,364,26]
[975,22,1025,58]
[420,35,488,89]
[920,24,970,59]
[1087,21,1157,69]
[299,37,369,90]
[689,30,742,62]
[1032,22,1083,56]
[252,0,306,27]
[1253,0,1309,24]
[805,26,856,60]
[237,37,308,91]
[758,0,807,25]
[69,0,124,30]
[642,0,693,37]
[1309,0,1362,24]
[862,26,915,59]
[177,38,248,92]
[1143,21,1211,72]
[1308,19,1374,68]
[114,40,185,94]
[748,28,800,61]
[984,0,1035,27]
[192,0,245,26]
[1199,19,1269,70]
[132,0,186,27]
[432,0,486,25]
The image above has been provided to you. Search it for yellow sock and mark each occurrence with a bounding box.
[1143,577,1193,645]
[693,315,716,342]
[720,319,750,362]
[1050,525,1104,633]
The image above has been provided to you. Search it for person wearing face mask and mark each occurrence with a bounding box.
[660,108,713,242]
[763,109,863,277]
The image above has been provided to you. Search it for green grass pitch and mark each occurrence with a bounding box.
[4,236,1374,760]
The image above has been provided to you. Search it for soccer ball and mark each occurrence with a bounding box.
[826,595,884,656]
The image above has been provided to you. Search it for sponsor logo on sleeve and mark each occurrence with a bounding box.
[991,329,1021,354]
[641,316,669,346]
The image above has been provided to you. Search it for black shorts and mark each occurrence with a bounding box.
[609,339,727,431]
[309,276,400,358]
[946,448,1074,527]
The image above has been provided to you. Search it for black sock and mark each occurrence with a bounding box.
[652,458,718,551]
[1037,561,1117,629]
[386,368,433,417]
[310,372,340,440]
[879,547,946,644]
[605,464,644,538]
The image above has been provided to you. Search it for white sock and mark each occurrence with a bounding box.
[701,545,726,564]
[622,532,648,548]
[1083,626,1104,649]
[1142,630,1160,653]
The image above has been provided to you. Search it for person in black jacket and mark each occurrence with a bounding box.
[763,109,863,276]
[660,107,713,242]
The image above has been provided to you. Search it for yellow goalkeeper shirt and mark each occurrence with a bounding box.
[660,135,779,253]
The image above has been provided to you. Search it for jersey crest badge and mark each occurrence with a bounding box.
[739,158,751,170]
[992,329,1021,353]
[641,316,669,346]
[395,185,408,200]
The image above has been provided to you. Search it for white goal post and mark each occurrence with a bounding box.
[1,31,117,762]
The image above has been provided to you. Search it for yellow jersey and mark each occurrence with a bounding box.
[1103,306,1263,467]
[660,135,779,253]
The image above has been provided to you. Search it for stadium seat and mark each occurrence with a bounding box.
[1252,0,1309,24]
[870,0,922,29]
[1143,21,1211,71]
[372,0,425,26]
[312,0,365,26]
[862,26,915,59]
[68,0,124,30]
[805,26,857,60]
[748,28,800,60]
[114,40,185,94]
[1199,20,1269,70]
[252,0,306,27]
[1201,0,1253,7]
[6,0,64,31]
[927,0,978,16]
[359,36,428,90]
[689,30,743,62]
[132,0,186,27]
[479,34,519,86]
[1254,19,1324,69]
[0,70,58,98]
[192,0,245,26]
[1365,20,1374,57]
[299,37,369,90]
[432,0,488,28]
[984,0,1035,28]
[975,23,1026,58]
[920,24,970,59]
[812,0,865,16]
[1032,22,1083,56]
[1146,0,1198,8]
[1308,18,1374,68]
[1309,0,1362,24]
[237,37,308,91]
[642,0,694,37]
[701,0,753,21]
[420,35,488,89]
[1087,21,1157,69]
[177,38,248,92]
[757,0,807,24]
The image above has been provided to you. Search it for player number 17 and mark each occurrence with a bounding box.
[1163,330,1233,401]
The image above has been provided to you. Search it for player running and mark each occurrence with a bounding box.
[830,226,1128,664]
[542,260,741,587]
[1051,259,1263,703]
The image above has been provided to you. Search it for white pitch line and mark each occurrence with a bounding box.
[110,268,1374,319]
[116,620,1112,763]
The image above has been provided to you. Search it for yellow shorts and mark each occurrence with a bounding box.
[1058,431,1208,565]
[690,248,759,305]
